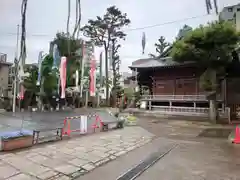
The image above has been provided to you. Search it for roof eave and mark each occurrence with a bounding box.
[0,62,12,66]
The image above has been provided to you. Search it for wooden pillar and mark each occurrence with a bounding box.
[223,78,227,110]
[209,99,217,123]
[195,78,198,95]
[173,78,176,95]
[221,103,225,113]
[135,68,138,90]
[148,100,152,110]
[169,101,172,107]
[152,77,156,96]
[193,102,196,108]
[150,77,153,96]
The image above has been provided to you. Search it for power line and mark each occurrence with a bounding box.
[0,13,214,37]
[125,13,214,32]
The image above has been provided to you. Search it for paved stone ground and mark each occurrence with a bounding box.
[0,127,154,180]
[0,109,98,133]
[77,117,240,180]
[0,109,120,142]
[136,139,240,180]
[79,136,240,180]
[137,116,234,141]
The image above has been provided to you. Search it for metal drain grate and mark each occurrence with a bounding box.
[116,145,178,180]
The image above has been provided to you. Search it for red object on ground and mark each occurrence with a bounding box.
[91,115,103,131]
[233,125,240,144]
[62,115,93,136]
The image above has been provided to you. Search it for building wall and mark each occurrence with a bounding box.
[226,78,240,104]
[151,67,204,95]
[219,4,240,24]
[236,11,240,31]
[0,64,11,97]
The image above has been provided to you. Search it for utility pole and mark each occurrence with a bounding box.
[205,0,218,14]
[12,24,20,113]
[80,41,85,98]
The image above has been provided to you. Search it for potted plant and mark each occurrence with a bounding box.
[1,130,33,151]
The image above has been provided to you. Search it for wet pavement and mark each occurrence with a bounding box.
[136,140,240,180]
[1,110,239,179]
[0,127,154,180]
[78,116,240,180]
[134,118,240,180]
[137,116,235,142]
[0,108,121,142]
[0,109,118,133]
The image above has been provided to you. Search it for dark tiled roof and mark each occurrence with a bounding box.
[129,43,176,69]
[129,57,173,69]
[0,62,12,66]
[129,56,195,69]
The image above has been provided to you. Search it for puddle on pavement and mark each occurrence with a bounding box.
[198,128,232,138]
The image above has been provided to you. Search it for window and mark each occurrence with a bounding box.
[176,79,184,88]
[228,7,233,12]
[176,78,195,88]
[184,79,195,86]
[237,8,240,12]
[8,76,13,85]
[177,83,182,88]
[156,81,166,89]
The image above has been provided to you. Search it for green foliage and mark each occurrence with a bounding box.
[53,32,81,57]
[81,6,131,47]
[23,55,58,96]
[81,5,131,104]
[149,36,170,58]
[177,24,193,39]
[171,21,240,92]
[40,55,58,95]
[41,55,53,77]
[23,64,39,93]
[52,32,82,87]
[171,21,239,68]
[123,87,134,99]
[199,68,217,91]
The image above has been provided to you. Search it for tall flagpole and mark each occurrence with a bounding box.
[12,24,20,113]
[80,40,85,98]
[52,44,60,110]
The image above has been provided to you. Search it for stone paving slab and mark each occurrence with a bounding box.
[0,127,154,179]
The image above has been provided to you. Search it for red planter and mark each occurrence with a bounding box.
[2,135,33,151]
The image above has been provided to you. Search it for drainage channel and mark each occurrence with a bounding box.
[116,144,178,180]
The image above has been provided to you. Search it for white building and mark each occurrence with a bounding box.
[219,3,240,31]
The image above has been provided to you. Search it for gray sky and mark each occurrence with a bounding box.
[0,0,239,72]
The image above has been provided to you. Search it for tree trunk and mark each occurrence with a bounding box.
[111,89,117,107]
[39,77,45,111]
[209,99,217,123]
[85,91,88,107]
[25,91,33,110]
[208,69,218,123]
[112,64,117,107]
[104,49,109,106]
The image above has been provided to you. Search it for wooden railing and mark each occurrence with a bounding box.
[141,95,223,101]
[151,106,230,119]
[141,95,207,101]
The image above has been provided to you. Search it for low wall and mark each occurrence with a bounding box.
[123,107,230,122]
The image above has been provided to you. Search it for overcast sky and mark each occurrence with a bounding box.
[0,0,239,72]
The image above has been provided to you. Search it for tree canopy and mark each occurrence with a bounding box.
[177,24,193,39]
[81,6,130,47]
[81,5,131,104]
[52,32,82,87]
[171,21,239,70]
[171,21,239,122]
[149,36,170,58]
